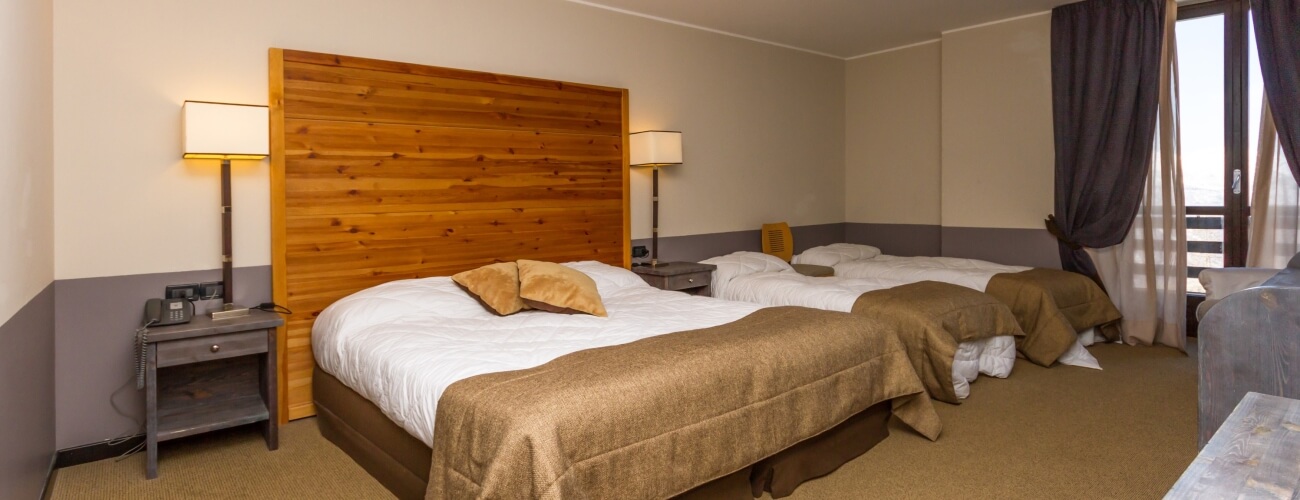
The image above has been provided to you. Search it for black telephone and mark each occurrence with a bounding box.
[145,298,193,326]
[137,299,193,389]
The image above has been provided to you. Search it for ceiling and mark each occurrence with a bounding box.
[567,0,1077,59]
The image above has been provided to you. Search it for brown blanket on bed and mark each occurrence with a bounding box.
[985,269,1122,366]
[851,281,1024,404]
[426,307,942,500]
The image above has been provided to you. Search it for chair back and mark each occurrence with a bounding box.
[761,223,794,262]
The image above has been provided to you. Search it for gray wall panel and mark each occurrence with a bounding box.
[844,223,943,256]
[631,223,845,263]
[941,226,1061,269]
[53,267,271,449]
[0,284,55,499]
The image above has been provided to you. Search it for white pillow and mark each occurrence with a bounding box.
[701,251,794,292]
[562,261,651,296]
[315,276,494,341]
[793,243,883,267]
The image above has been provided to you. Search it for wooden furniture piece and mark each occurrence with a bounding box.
[792,263,834,277]
[1167,392,1300,498]
[269,49,630,421]
[761,222,793,262]
[1198,252,1300,447]
[633,262,715,296]
[143,310,283,478]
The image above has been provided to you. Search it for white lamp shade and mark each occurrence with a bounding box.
[182,101,270,159]
[630,131,683,166]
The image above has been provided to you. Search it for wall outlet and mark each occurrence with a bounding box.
[198,281,224,301]
[631,245,649,258]
[164,283,200,300]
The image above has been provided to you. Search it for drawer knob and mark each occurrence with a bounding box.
[688,278,695,283]
[210,345,221,353]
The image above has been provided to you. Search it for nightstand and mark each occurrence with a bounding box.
[632,262,716,296]
[142,309,284,479]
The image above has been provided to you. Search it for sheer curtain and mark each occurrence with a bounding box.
[1089,0,1187,350]
[1247,99,1300,269]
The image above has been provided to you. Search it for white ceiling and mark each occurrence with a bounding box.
[567,0,1077,59]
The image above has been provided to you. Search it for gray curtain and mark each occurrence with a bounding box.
[1252,0,1300,184]
[1047,0,1166,285]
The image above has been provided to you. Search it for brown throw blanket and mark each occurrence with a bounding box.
[985,269,1122,366]
[851,281,1025,404]
[427,307,942,500]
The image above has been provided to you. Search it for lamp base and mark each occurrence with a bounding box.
[211,304,252,320]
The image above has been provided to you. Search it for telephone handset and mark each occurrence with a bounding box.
[145,298,193,326]
[137,299,194,389]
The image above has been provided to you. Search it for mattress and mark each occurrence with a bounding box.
[702,252,1018,400]
[312,261,764,446]
[794,244,1102,370]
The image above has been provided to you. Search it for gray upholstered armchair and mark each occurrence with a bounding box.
[1195,267,1283,320]
[1196,252,1300,447]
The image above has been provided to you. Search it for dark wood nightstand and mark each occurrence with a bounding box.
[143,309,284,479]
[632,262,716,296]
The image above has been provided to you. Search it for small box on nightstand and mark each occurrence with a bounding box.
[632,262,716,296]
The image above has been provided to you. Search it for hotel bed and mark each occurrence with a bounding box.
[312,261,943,499]
[794,244,1122,366]
[702,252,1030,404]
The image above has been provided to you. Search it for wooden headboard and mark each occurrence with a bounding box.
[269,49,630,421]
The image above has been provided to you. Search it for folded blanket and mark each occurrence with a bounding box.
[428,307,941,500]
[852,281,1024,404]
[986,269,1122,366]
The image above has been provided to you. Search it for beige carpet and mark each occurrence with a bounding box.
[51,341,1197,499]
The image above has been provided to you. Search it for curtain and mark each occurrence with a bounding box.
[1047,0,1167,287]
[1247,99,1300,268]
[1089,0,1186,350]
[1251,0,1300,183]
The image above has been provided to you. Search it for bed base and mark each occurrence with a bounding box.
[314,366,890,499]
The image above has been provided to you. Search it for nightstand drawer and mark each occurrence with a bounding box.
[663,272,711,291]
[157,330,267,368]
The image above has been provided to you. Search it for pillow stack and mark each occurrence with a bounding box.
[452,260,607,317]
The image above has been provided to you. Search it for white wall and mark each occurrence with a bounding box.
[940,13,1054,230]
[52,0,846,280]
[844,13,1055,231]
[844,41,942,226]
[1,0,55,321]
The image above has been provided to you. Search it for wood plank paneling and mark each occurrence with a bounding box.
[269,49,631,421]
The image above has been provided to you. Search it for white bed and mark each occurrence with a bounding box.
[702,252,1018,400]
[795,244,1108,353]
[312,261,765,446]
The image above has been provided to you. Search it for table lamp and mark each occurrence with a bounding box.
[182,101,269,319]
[630,131,683,268]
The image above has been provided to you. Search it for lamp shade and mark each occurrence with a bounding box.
[630,131,683,166]
[182,101,270,159]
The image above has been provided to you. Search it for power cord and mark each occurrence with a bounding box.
[254,302,293,315]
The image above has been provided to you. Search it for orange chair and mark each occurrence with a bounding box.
[761,223,794,262]
[762,222,834,277]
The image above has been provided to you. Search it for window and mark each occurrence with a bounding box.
[1177,0,1261,293]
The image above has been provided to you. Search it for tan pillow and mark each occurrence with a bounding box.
[451,262,527,316]
[517,260,607,317]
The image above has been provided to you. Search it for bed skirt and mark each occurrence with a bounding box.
[313,366,891,500]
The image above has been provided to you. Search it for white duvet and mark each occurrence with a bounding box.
[312,261,764,446]
[701,252,1017,400]
[794,244,1101,369]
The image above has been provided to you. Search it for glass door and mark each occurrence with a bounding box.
[1177,0,1261,293]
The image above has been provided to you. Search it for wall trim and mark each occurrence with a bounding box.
[940,10,1051,35]
[564,0,843,59]
[845,39,941,60]
[51,434,145,470]
[41,455,56,500]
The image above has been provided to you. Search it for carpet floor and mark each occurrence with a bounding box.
[51,341,1197,499]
